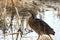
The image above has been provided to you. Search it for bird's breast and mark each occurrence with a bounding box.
[28,18,44,34]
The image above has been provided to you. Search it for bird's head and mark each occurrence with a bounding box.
[19,8,38,19]
[28,9,37,19]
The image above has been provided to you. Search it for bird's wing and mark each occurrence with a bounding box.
[35,19,55,34]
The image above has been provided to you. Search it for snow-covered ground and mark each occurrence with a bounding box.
[44,10,60,40]
[0,8,60,40]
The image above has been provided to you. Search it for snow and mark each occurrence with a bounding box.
[0,8,60,40]
[44,10,60,40]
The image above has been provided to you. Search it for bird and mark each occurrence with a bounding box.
[27,9,55,40]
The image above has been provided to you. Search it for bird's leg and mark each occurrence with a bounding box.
[49,35,53,40]
[37,35,40,40]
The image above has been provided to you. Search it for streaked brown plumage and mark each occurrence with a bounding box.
[28,17,55,35]
[27,9,55,40]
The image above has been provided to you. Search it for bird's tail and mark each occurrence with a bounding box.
[49,28,55,35]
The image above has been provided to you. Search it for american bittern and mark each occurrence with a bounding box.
[25,8,55,40]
